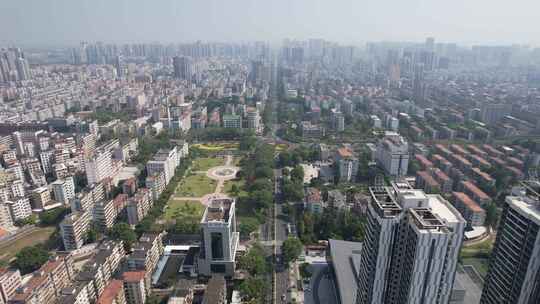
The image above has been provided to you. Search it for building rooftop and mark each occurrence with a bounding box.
[461,181,490,200]
[409,208,446,230]
[328,239,362,304]
[203,198,234,223]
[369,187,402,218]
[96,279,124,304]
[122,271,146,283]
[337,147,354,158]
[452,192,484,213]
[507,196,540,224]
[427,194,462,224]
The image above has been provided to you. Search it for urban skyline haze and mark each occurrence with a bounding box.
[1,0,539,46]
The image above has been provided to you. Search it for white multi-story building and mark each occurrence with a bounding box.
[39,150,55,174]
[0,203,14,229]
[93,199,117,231]
[375,131,409,176]
[145,172,166,202]
[126,188,152,226]
[246,108,261,130]
[52,176,75,205]
[198,198,239,277]
[5,197,32,221]
[30,186,51,210]
[70,182,105,213]
[60,211,92,251]
[0,269,22,304]
[335,147,359,183]
[9,180,25,198]
[146,147,178,185]
[85,150,113,185]
[356,183,465,304]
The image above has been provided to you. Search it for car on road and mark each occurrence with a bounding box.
[281,294,286,301]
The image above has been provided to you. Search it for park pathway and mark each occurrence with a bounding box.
[171,155,237,205]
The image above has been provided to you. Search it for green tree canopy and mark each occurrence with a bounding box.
[109,223,137,251]
[282,237,303,264]
[238,243,268,276]
[290,165,305,183]
[15,246,50,274]
[239,277,265,302]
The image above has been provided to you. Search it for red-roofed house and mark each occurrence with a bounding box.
[96,279,126,304]
[451,192,486,227]
[415,154,433,170]
[459,181,491,206]
[415,171,441,194]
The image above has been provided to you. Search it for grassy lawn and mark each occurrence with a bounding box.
[223,179,247,197]
[191,157,223,171]
[232,157,242,166]
[192,142,239,152]
[275,143,288,152]
[461,258,490,278]
[461,237,494,258]
[163,200,205,221]
[175,174,217,197]
[0,227,56,261]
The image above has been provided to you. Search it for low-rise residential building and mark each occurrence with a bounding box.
[459,181,492,206]
[451,192,486,228]
[327,190,347,210]
[415,171,441,194]
[305,188,323,214]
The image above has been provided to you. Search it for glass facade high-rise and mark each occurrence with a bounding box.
[480,188,540,304]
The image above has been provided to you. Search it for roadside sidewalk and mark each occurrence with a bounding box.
[289,261,304,303]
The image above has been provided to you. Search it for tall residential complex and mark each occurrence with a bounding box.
[480,186,540,304]
[85,150,113,185]
[173,56,193,81]
[60,211,92,251]
[52,176,75,205]
[356,183,465,304]
[198,198,239,277]
[145,147,179,185]
[375,131,409,177]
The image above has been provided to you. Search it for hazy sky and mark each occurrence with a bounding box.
[1,0,539,46]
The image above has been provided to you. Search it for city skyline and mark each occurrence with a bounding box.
[1,0,540,46]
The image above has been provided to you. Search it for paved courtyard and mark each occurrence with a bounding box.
[304,263,338,304]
